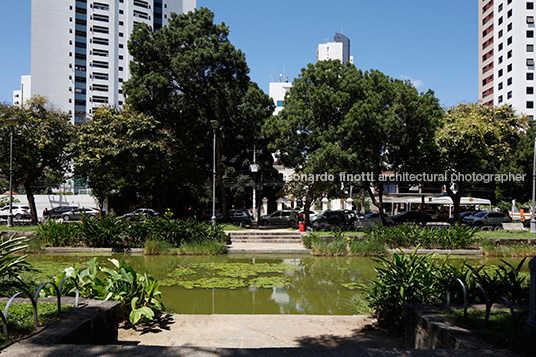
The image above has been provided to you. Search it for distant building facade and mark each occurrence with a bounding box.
[478,0,536,120]
[17,0,196,123]
[317,33,353,65]
[12,75,31,107]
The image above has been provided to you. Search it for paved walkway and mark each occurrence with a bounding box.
[118,314,402,349]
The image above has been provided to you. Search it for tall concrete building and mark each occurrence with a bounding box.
[478,0,536,120]
[317,33,354,65]
[26,0,195,123]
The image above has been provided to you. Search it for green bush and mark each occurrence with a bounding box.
[348,236,387,256]
[0,235,33,296]
[35,215,229,253]
[368,224,478,249]
[53,257,163,325]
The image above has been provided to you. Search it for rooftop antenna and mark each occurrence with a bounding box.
[279,73,282,83]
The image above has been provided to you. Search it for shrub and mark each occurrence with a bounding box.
[36,220,80,247]
[348,236,387,256]
[368,224,478,249]
[0,235,33,296]
[54,257,163,325]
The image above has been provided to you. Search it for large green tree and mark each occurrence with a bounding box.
[435,103,527,222]
[263,60,359,223]
[264,62,443,223]
[124,7,275,217]
[0,97,75,223]
[72,105,174,211]
[341,70,443,220]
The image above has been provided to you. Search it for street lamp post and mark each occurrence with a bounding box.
[210,120,219,229]
[5,118,15,228]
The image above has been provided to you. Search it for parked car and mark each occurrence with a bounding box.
[61,207,100,221]
[259,210,298,227]
[0,205,31,219]
[298,210,319,222]
[233,208,253,220]
[45,206,79,219]
[203,209,223,222]
[354,212,395,228]
[338,209,362,224]
[392,210,431,226]
[462,211,512,227]
[446,210,480,225]
[310,210,351,229]
[122,208,159,219]
[229,210,252,226]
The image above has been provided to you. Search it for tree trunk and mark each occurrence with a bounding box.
[24,183,38,224]
[303,180,320,225]
[216,133,229,222]
[365,181,387,224]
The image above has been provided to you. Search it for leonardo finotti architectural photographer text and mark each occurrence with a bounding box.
[289,172,527,184]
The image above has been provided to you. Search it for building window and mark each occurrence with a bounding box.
[499,43,504,51]
[499,56,503,63]
[528,73,535,80]
[508,50,513,58]
[499,30,503,38]
[499,16,504,24]
[119,32,124,37]
[528,58,535,66]
[119,44,124,48]
[528,101,534,109]
[508,9,513,18]
[507,37,512,45]
[499,82,503,90]
[528,87,534,94]
[508,77,513,85]
[529,44,535,52]
[499,69,504,77]
[498,95,503,103]
[528,16,535,23]
[529,2,535,9]
[508,64,513,72]
[119,10,124,14]
[119,21,124,26]
[119,66,123,71]
[119,55,123,60]
[499,4,503,11]
[508,91,513,99]
[508,23,513,31]
[528,30,534,38]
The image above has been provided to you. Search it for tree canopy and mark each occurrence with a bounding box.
[0,97,75,223]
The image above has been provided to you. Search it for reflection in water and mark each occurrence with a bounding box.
[26,253,530,315]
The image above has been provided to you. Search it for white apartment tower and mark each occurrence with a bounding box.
[316,33,354,65]
[29,0,196,123]
[478,0,536,120]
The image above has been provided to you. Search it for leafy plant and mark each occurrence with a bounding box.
[53,257,163,325]
[0,235,33,296]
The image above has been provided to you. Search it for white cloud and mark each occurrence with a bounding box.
[400,75,425,89]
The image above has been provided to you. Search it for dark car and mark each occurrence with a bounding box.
[354,212,395,228]
[310,210,351,229]
[229,210,252,227]
[462,211,512,227]
[259,210,298,227]
[203,209,223,222]
[392,210,431,226]
[446,211,480,224]
[46,206,78,219]
[122,208,159,219]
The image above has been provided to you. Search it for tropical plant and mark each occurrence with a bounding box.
[0,235,33,296]
[54,257,163,325]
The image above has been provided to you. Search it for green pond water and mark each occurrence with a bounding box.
[25,253,529,315]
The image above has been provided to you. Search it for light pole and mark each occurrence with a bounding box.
[210,120,219,229]
[5,118,15,228]
[531,124,536,233]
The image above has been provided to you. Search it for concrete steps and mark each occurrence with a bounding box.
[227,230,304,243]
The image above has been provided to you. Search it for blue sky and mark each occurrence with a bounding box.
[0,0,477,108]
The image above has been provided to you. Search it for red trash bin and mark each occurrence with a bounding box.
[299,222,305,232]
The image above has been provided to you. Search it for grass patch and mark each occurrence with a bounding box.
[0,302,73,350]
[446,308,531,352]
[221,224,247,231]
[475,230,536,239]
[144,239,172,255]
[0,225,39,232]
[177,241,228,255]
[348,236,387,256]
[481,240,536,257]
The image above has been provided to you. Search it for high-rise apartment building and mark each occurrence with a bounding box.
[317,33,353,65]
[478,0,536,119]
[26,0,195,123]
